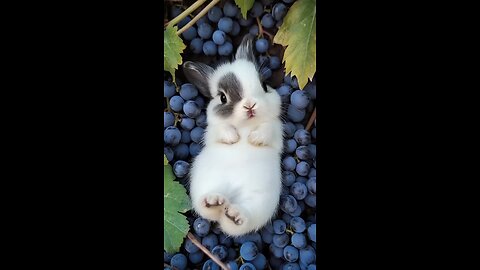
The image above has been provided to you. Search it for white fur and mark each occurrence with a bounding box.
[189,59,283,236]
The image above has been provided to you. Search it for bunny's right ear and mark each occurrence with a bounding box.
[183,61,215,99]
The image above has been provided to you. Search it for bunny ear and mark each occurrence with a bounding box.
[183,61,214,99]
[235,34,256,64]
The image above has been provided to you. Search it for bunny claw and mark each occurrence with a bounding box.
[203,194,227,208]
[225,205,244,225]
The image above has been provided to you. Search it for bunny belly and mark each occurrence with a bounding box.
[189,143,282,220]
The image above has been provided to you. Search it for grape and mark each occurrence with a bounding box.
[282,156,296,171]
[269,56,281,70]
[261,0,274,5]
[198,23,213,39]
[284,74,293,85]
[169,95,185,112]
[171,253,188,270]
[164,112,175,128]
[249,2,263,17]
[189,251,204,264]
[190,38,204,54]
[272,233,289,248]
[281,212,292,224]
[285,139,297,154]
[284,245,299,262]
[290,217,306,233]
[308,168,316,178]
[190,126,205,143]
[304,82,316,99]
[196,16,208,27]
[164,81,176,98]
[170,6,182,18]
[261,14,275,28]
[212,30,226,45]
[299,247,315,265]
[239,263,256,270]
[244,233,263,250]
[218,17,233,33]
[227,247,237,260]
[307,265,316,270]
[164,251,174,263]
[283,263,300,270]
[290,76,299,89]
[276,18,284,28]
[277,84,292,103]
[207,6,223,22]
[195,113,207,128]
[307,224,316,242]
[290,204,302,217]
[290,182,308,200]
[180,83,199,100]
[178,16,191,28]
[260,228,273,244]
[202,233,219,251]
[255,38,269,53]
[218,42,233,56]
[211,245,228,261]
[180,117,195,131]
[283,121,296,138]
[304,194,316,208]
[223,1,239,17]
[164,126,181,145]
[189,142,202,157]
[280,195,298,214]
[287,104,306,122]
[164,147,174,162]
[295,145,311,160]
[182,26,197,41]
[311,128,316,139]
[183,100,201,118]
[238,15,254,26]
[281,185,290,196]
[273,219,286,234]
[290,90,310,110]
[174,143,189,160]
[173,160,189,178]
[291,233,307,249]
[193,217,210,237]
[295,123,304,130]
[296,176,307,184]
[272,3,287,21]
[203,40,217,56]
[240,241,258,260]
[260,67,272,80]
[306,177,316,194]
[269,243,284,258]
[194,96,205,109]
[203,259,220,270]
[218,233,233,247]
[184,238,200,253]
[307,144,316,159]
[251,253,267,270]
[283,170,296,186]
[227,261,239,270]
[294,129,311,146]
[283,0,295,4]
[249,25,259,36]
[231,21,241,36]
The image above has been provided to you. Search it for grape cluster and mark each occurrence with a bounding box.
[165,1,316,269]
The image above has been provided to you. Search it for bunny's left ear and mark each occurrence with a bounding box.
[183,61,215,99]
[235,34,256,64]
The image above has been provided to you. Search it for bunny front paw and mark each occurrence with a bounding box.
[219,125,240,144]
[248,129,269,146]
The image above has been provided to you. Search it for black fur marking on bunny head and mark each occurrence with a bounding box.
[183,61,215,99]
[214,72,243,118]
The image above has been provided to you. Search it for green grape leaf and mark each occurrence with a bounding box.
[273,0,316,89]
[164,26,186,81]
[235,0,255,19]
[164,158,191,253]
[164,154,168,166]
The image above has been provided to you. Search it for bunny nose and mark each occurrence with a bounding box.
[243,103,256,110]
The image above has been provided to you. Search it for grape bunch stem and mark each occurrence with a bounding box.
[305,107,316,131]
[187,232,230,270]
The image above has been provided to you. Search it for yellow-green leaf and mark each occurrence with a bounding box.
[164,154,168,166]
[235,0,255,19]
[164,26,186,81]
[273,0,316,89]
[164,161,191,253]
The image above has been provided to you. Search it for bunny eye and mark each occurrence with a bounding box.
[220,93,227,104]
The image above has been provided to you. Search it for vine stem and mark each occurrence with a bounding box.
[177,0,221,35]
[164,263,179,270]
[305,107,316,131]
[187,232,230,270]
[167,0,208,28]
[256,17,274,39]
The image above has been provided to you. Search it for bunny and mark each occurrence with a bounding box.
[183,34,284,237]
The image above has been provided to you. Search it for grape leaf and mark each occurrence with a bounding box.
[164,26,186,81]
[273,0,316,89]
[235,0,255,19]
[164,155,191,253]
